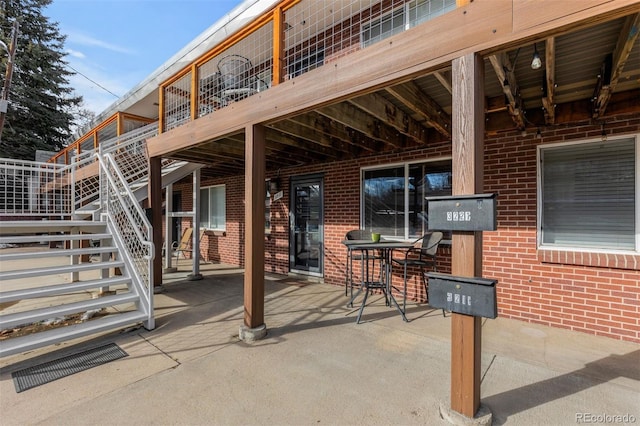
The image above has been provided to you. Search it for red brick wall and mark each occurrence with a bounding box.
[175,113,639,342]
[484,115,640,343]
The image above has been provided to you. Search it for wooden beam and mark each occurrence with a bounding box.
[593,13,640,118]
[317,102,405,149]
[228,128,330,169]
[348,92,431,145]
[488,51,526,129]
[149,156,163,288]
[263,128,342,161]
[287,112,383,153]
[385,81,452,138]
[244,124,266,329]
[272,6,284,86]
[450,52,484,419]
[434,70,453,95]
[541,38,557,124]
[486,88,640,133]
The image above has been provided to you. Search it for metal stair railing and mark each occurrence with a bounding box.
[0,159,71,216]
[98,150,155,330]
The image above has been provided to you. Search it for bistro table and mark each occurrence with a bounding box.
[342,239,415,323]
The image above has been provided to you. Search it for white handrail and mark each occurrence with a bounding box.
[100,153,155,260]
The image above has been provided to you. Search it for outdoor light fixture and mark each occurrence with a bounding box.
[531,43,542,70]
[269,177,281,193]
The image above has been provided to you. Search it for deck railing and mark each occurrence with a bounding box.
[48,112,155,166]
[0,159,71,216]
[161,0,458,132]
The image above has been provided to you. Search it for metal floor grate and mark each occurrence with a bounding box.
[12,343,128,393]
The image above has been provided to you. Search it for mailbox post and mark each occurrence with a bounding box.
[427,193,498,424]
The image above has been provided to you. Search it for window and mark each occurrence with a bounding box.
[539,136,638,252]
[288,49,324,79]
[362,159,452,239]
[408,0,457,27]
[361,8,405,48]
[361,0,456,48]
[200,185,225,230]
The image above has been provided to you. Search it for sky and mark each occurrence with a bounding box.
[45,0,242,115]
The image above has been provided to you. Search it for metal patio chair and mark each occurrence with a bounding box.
[391,231,444,316]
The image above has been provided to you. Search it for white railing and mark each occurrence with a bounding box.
[0,159,71,216]
[0,123,158,329]
[98,152,155,329]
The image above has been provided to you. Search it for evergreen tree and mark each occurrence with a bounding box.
[0,0,82,160]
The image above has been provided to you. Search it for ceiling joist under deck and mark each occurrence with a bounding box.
[286,112,383,154]
[348,92,431,146]
[315,103,407,150]
[384,81,452,138]
[489,51,526,130]
[268,118,367,157]
[592,12,640,119]
[541,38,557,125]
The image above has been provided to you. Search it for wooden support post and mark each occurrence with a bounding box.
[149,156,163,288]
[450,53,484,418]
[272,6,284,86]
[243,124,266,332]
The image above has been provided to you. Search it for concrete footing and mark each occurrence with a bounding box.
[439,402,492,426]
[239,324,268,342]
[153,285,165,294]
[163,267,177,273]
[187,273,203,281]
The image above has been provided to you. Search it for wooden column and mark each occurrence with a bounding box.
[450,53,484,417]
[272,6,285,86]
[149,156,163,288]
[244,124,266,329]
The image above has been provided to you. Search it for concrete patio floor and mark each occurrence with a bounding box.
[1,260,638,425]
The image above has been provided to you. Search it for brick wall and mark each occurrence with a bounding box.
[174,113,639,342]
[484,115,639,343]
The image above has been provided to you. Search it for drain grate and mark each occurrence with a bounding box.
[12,343,128,393]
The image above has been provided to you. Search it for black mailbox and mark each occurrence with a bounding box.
[426,193,497,231]
[427,272,498,318]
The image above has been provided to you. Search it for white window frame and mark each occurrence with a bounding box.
[537,134,639,254]
[361,156,452,241]
[200,184,226,231]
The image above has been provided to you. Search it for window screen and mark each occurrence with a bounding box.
[541,138,636,250]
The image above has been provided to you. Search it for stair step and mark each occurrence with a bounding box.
[0,233,112,245]
[0,310,148,358]
[0,260,124,281]
[0,221,106,235]
[0,291,140,330]
[0,246,117,261]
[0,276,132,304]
